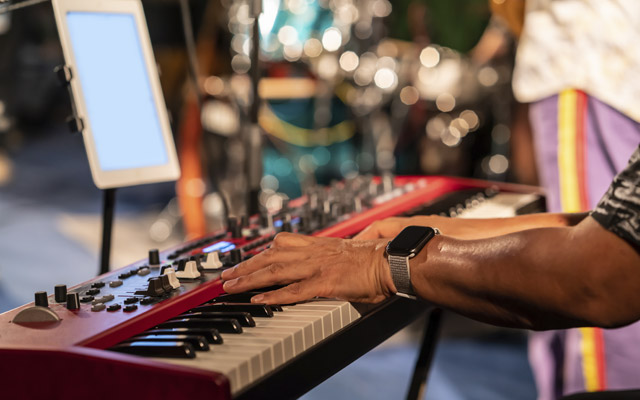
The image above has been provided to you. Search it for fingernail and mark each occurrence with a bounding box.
[223,279,237,290]
[221,268,233,279]
[251,294,264,303]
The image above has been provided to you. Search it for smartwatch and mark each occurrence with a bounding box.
[386,226,440,298]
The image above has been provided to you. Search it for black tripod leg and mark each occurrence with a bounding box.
[406,308,443,400]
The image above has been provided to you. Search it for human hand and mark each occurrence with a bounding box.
[220,232,396,305]
[354,217,413,240]
[355,215,479,240]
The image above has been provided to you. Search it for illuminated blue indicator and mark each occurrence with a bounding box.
[203,241,235,253]
[274,217,300,228]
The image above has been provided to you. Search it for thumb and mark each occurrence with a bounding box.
[354,225,380,240]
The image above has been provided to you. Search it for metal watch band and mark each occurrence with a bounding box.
[389,255,414,296]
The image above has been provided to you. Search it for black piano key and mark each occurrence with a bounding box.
[145,328,223,344]
[110,341,196,358]
[180,311,255,327]
[193,303,274,318]
[157,318,243,334]
[210,292,264,304]
[271,304,284,312]
[253,285,287,293]
[129,334,210,351]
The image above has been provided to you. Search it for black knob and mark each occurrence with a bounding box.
[54,285,67,303]
[281,221,292,232]
[159,275,173,292]
[149,249,160,265]
[298,215,310,233]
[227,217,241,238]
[66,293,80,310]
[229,248,242,265]
[190,255,204,272]
[34,291,48,307]
[176,259,187,271]
[135,278,166,297]
[259,212,269,228]
[240,215,249,228]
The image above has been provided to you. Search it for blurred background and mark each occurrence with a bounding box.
[0,0,538,398]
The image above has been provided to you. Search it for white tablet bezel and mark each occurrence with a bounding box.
[52,0,180,189]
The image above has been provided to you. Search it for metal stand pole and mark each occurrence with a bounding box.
[99,188,115,276]
[406,308,443,400]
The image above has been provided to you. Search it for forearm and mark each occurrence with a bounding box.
[409,212,588,240]
[412,217,640,330]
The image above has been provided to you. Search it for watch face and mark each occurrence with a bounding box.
[386,226,436,256]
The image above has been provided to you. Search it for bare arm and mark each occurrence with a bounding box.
[222,215,640,330]
[354,212,589,240]
[410,217,640,330]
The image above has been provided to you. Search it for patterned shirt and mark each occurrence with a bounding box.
[591,145,640,252]
[513,0,640,122]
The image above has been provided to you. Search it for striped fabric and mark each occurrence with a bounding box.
[557,89,607,392]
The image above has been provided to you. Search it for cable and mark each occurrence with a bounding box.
[99,188,116,276]
[178,0,203,110]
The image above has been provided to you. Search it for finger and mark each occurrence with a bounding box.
[222,261,309,293]
[354,225,379,240]
[221,246,305,280]
[354,220,388,239]
[272,232,313,247]
[249,280,318,305]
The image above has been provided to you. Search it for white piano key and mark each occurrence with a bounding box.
[314,300,360,325]
[200,346,260,386]
[249,326,303,358]
[273,310,332,342]
[222,333,286,368]
[255,318,314,349]
[282,306,335,337]
[221,336,277,372]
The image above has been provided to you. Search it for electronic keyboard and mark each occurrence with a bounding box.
[0,176,543,399]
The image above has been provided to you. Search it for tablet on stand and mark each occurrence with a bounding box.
[52,0,180,189]
[52,0,181,274]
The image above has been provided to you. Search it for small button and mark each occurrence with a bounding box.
[86,289,100,296]
[80,296,94,303]
[91,303,106,312]
[123,305,138,312]
[137,268,150,276]
[109,280,123,288]
[107,304,122,312]
[118,273,129,279]
[124,297,139,304]
[91,294,115,305]
[140,297,154,305]
[91,282,105,288]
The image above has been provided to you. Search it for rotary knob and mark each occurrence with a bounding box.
[34,291,49,308]
[54,285,67,303]
[66,293,80,310]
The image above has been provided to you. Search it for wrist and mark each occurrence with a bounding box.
[374,241,397,297]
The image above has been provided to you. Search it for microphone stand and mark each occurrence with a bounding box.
[245,0,262,215]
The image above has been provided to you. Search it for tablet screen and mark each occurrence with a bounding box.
[66,12,168,171]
